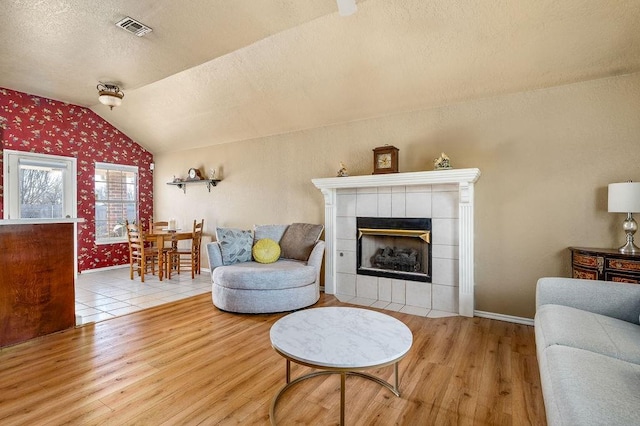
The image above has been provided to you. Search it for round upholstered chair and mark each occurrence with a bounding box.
[206,223,325,314]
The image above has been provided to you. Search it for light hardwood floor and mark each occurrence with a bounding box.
[0,293,546,425]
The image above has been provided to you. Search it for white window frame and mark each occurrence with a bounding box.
[3,149,77,220]
[94,162,139,245]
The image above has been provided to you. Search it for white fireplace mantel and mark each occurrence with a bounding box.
[312,168,481,317]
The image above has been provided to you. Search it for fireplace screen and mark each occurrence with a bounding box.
[357,217,431,282]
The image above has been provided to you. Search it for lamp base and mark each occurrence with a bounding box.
[618,241,640,254]
[619,213,639,254]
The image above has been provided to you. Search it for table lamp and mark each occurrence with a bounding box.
[608,181,640,254]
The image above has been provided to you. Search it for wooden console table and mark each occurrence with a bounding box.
[569,247,640,284]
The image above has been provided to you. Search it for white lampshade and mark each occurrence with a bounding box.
[608,182,640,213]
[98,93,123,108]
[337,0,357,16]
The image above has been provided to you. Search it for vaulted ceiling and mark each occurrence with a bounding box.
[2,0,639,154]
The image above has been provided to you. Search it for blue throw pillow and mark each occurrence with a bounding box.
[254,224,289,244]
[215,227,253,265]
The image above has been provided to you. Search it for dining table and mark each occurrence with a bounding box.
[144,228,193,280]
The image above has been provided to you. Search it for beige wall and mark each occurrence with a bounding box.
[154,72,640,319]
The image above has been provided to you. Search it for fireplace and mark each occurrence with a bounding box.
[313,168,480,316]
[357,217,432,282]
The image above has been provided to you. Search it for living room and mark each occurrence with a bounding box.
[1,0,640,424]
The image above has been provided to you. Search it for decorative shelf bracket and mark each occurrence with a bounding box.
[167,179,220,194]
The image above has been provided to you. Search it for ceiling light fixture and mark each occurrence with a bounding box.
[337,0,357,16]
[97,83,124,110]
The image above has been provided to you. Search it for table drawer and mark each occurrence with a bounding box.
[605,272,640,284]
[573,253,602,269]
[572,267,598,280]
[607,258,640,274]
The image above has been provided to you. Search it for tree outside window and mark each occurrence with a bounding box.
[19,166,64,218]
[3,150,76,220]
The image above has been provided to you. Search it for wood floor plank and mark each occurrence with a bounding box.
[0,293,546,425]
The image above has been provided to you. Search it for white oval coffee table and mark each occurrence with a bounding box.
[269,307,413,425]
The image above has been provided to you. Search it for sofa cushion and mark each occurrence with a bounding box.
[535,304,640,365]
[254,224,289,244]
[215,227,253,265]
[538,345,640,426]
[252,238,281,264]
[212,260,316,291]
[279,223,323,261]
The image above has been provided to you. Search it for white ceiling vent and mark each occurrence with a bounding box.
[115,17,152,37]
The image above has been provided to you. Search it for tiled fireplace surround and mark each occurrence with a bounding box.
[313,169,481,317]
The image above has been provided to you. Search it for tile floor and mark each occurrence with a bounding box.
[335,294,458,319]
[74,267,453,326]
[75,267,211,325]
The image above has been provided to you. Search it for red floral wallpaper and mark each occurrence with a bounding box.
[0,87,153,271]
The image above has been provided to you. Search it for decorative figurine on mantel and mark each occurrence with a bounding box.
[434,152,452,170]
[337,162,349,177]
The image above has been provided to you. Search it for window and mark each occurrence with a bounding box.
[95,162,138,244]
[3,150,76,220]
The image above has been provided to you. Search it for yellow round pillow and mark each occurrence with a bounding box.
[252,238,281,264]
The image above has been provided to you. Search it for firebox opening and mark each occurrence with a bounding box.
[357,217,432,282]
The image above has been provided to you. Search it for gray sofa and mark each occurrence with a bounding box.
[535,277,640,425]
[206,238,325,314]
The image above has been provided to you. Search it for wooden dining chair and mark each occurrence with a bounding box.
[125,220,162,282]
[150,219,171,246]
[169,219,204,279]
[149,219,175,272]
[150,219,169,229]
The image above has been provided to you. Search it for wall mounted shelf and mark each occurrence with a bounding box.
[167,179,221,194]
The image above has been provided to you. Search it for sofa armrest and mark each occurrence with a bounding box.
[206,242,224,271]
[536,277,640,324]
[307,240,325,271]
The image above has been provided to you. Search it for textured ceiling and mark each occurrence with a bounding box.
[2,0,639,154]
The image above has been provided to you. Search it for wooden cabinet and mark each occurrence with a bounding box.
[569,247,640,284]
[0,221,77,347]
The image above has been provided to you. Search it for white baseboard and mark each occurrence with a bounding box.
[81,265,212,275]
[474,310,534,326]
[80,264,128,274]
